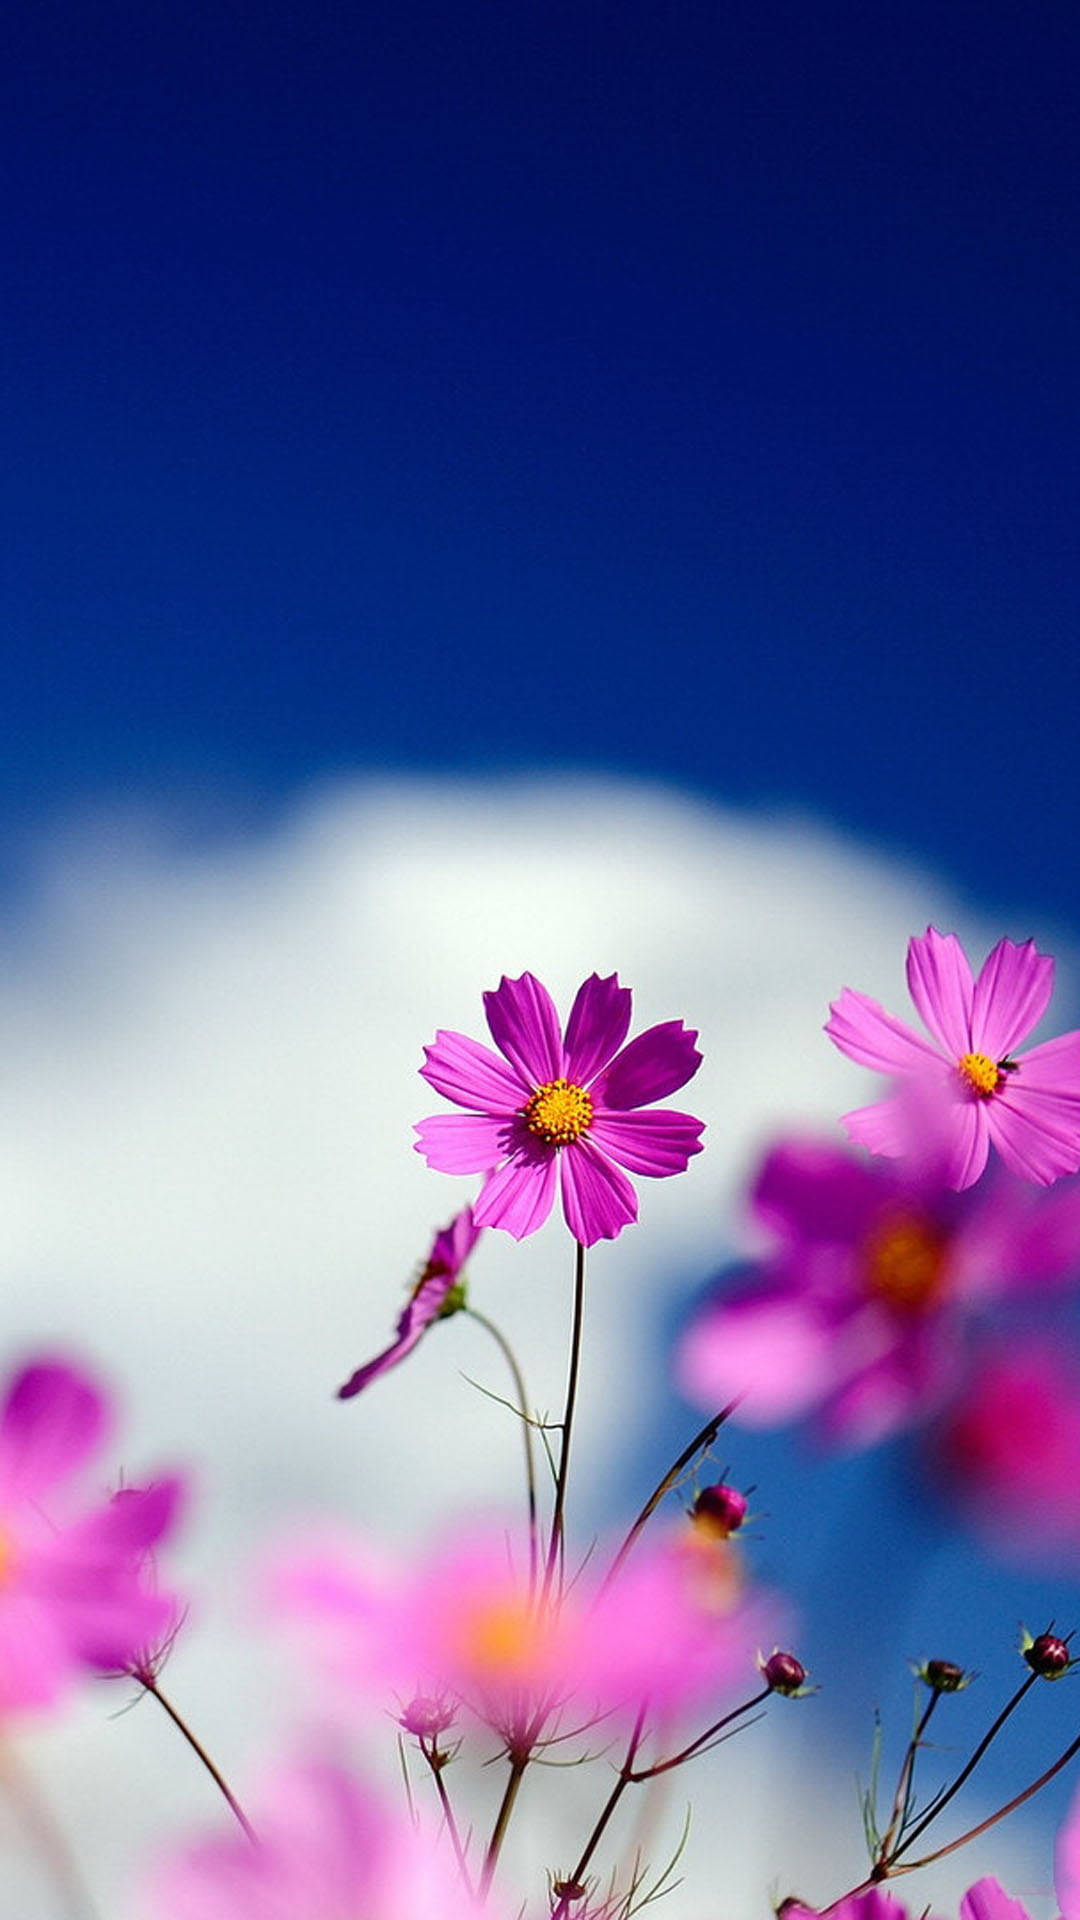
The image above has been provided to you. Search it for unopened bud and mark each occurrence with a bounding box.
[399,1695,456,1738]
[691,1482,748,1539]
[921,1659,968,1693]
[761,1650,807,1696]
[1023,1632,1073,1679]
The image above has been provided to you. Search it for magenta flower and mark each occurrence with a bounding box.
[337,1207,480,1400]
[677,1136,1080,1448]
[826,928,1080,1188]
[786,1886,1032,1920]
[147,1758,486,1920]
[415,972,704,1245]
[0,1357,183,1711]
[931,1337,1080,1558]
[1055,1778,1080,1920]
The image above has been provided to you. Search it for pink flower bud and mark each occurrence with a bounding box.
[691,1482,749,1539]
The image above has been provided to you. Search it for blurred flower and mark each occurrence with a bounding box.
[337,1207,480,1400]
[783,1881,1032,1919]
[146,1758,485,1920]
[677,1137,1080,1447]
[930,1337,1080,1556]
[1055,1776,1080,1919]
[415,971,704,1245]
[826,927,1080,1188]
[0,1357,183,1711]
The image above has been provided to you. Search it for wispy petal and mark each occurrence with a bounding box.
[414,1113,509,1174]
[826,989,941,1074]
[563,973,632,1086]
[482,973,564,1085]
[971,938,1055,1059]
[677,1293,837,1426]
[840,1095,916,1158]
[559,1141,637,1245]
[589,1108,704,1176]
[596,1022,702,1109]
[0,1362,110,1505]
[473,1146,558,1239]
[905,927,974,1056]
[419,1029,526,1111]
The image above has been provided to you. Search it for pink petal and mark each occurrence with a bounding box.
[986,1091,1080,1185]
[840,1094,917,1158]
[559,1141,637,1245]
[1012,1028,1080,1093]
[337,1326,425,1399]
[472,1146,558,1239]
[0,1361,110,1506]
[429,1206,482,1274]
[751,1138,883,1244]
[971,938,1055,1059]
[413,1112,509,1174]
[961,1877,1035,1920]
[482,973,564,1085]
[0,1595,70,1709]
[677,1294,837,1426]
[825,989,941,1075]
[589,1108,704,1175]
[905,927,974,1056]
[419,1029,525,1112]
[1055,1783,1080,1920]
[596,1021,702,1109]
[562,973,632,1086]
[945,1099,992,1190]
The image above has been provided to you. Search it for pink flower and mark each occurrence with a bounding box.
[415,972,704,1245]
[677,1136,1080,1448]
[1055,1777,1080,1919]
[826,928,1080,1188]
[784,1883,1032,1920]
[930,1337,1080,1558]
[147,1758,485,1920]
[337,1207,480,1400]
[0,1357,183,1711]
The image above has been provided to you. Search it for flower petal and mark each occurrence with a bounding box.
[413,1113,510,1174]
[558,1141,637,1245]
[482,973,565,1086]
[419,1029,525,1112]
[1011,1029,1080,1094]
[596,1022,702,1110]
[839,1095,916,1158]
[472,1144,558,1239]
[825,990,941,1075]
[677,1292,838,1425]
[905,928,974,1056]
[751,1138,883,1246]
[589,1108,704,1176]
[971,938,1055,1060]
[961,1878,1036,1920]
[562,973,632,1086]
[986,1090,1080,1185]
[0,1361,110,1506]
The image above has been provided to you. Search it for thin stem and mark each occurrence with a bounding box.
[627,1687,771,1781]
[600,1403,737,1596]
[465,1305,540,1591]
[0,1743,101,1920]
[480,1751,529,1897]
[875,1691,941,1863]
[889,1673,1037,1862]
[891,1718,1080,1874]
[420,1741,474,1895]
[543,1240,587,1598]
[551,1708,649,1920]
[142,1677,257,1843]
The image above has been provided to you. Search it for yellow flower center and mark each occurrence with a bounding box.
[522,1078,593,1147]
[862,1210,949,1315]
[458,1596,543,1682]
[957,1051,1001,1097]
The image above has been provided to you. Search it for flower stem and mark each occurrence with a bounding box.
[465,1305,540,1591]
[627,1686,772,1781]
[480,1749,529,1897]
[875,1690,941,1864]
[420,1740,474,1895]
[544,1239,587,1598]
[600,1403,736,1595]
[550,1708,648,1920]
[887,1672,1037,1863]
[890,1718,1080,1875]
[142,1677,257,1843]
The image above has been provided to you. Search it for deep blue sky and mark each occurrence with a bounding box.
[4,0,1079,920]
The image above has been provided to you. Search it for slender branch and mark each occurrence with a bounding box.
[480,1750,529,1897]
[142,1677,257,1842]
[888,1718,1080,1877]
[465,1305,540,1591]
[0,1743,101,1920]
[889,1673,1037,1862]
[551,1708,649,1920]
[543,1240,587,1597]
[627,1687,771,1781]
[420,1741,474,1895]
[875,1690,941,1863]
[600,1403,737,1596]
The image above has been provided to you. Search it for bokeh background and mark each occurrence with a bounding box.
[2,1,1079,1913]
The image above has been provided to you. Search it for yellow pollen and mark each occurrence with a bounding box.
[957,1051,1001,1097]
[459,1597,542,1680]
[522,1078,593,1146]
[863,1210,949,1315]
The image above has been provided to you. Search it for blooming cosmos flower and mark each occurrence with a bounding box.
[677,1135,1080,1447]
[146,1759,486,1920]
[336,1207,479,1400]
[783,1884,1033,1920]
[826,928,1080,1189]
[930,1336,1080,1559]
[415,972,704,1245]
[0,1357,183,1710]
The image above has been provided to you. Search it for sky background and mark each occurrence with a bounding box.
[3,1,1080,1914]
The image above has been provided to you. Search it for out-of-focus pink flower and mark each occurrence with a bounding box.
[784,1880,1032,1919]
[677,1137,1080,1448]
[271,1519,769,1739]
[826,928,1080,1189]
[337,1207,480,1400]
[1055,1777,1080,1919]
[146,1758,486,1920]
[0,1357,183,1711]
[415,972,704,1245]
[930,1337,1080,1557]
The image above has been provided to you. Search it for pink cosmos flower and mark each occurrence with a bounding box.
[147,1758,485,1920]
[414,972,704,1245]
[785,1885,1033,1920]
[826,928,1080,1189]
[1055,1777,1080,1920]
[930,1336,1080,1558]
[677,1136,1080,1447]
[0,1357,183,1711]
[337,1207,480,1400]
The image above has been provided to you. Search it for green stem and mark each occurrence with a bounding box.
[627,1686,771,1781]
[875,1690,941,1864]
[480,1751,529,1897]
[551,1708,649,1920]
[888,1673,1036,1863]
[465,1305,539,1590]
[543,1239,587,1598]
[600,1403,736,1595]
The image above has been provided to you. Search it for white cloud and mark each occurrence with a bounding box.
[0,777,1055,1916]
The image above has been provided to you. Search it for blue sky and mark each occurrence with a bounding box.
[4,0,1079,923]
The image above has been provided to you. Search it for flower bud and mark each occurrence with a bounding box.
[691,1482,748,1539]
[399,1695,456,1738]
[1023,1631,1073,1679]
[921,1658,969,1693]
[761,1650,807,1695]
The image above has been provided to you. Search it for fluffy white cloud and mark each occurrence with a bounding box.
[0,778,1053,1915]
